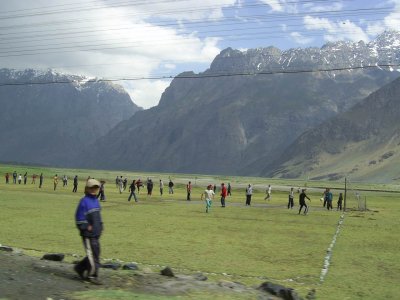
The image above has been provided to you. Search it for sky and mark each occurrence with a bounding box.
[1,0,400,108]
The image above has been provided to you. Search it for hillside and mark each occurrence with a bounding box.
[0,68,141,167]
[267,76,400,183]
[83,32,400,176]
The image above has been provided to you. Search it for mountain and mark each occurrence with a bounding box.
[266,76,400,183]
[83,31,400,176]
[0,68,141,167]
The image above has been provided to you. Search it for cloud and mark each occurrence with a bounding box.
[363,1,400,36]
[0,0,235,108]
[303,16,370,43]
[260,0,298,13]
[290,32,314,45]
[123,79,172,109]
[302,2,343,13]
[260,0,285,12]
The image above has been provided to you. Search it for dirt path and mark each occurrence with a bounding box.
[0,249,287,300]
[0,250,90,299]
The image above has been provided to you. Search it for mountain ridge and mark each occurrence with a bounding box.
[0,68,141,167]
[81,31,400,179]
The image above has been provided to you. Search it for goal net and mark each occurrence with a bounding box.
[345,178,367,211]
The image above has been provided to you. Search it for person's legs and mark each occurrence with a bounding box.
[83,237,101,280]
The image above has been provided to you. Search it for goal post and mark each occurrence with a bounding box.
[344,177,367,211]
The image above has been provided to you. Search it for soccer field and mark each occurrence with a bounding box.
[0,165,399,299]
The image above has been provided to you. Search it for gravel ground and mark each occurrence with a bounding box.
[0,250,281,300]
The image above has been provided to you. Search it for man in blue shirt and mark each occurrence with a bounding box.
[74,179,103,285]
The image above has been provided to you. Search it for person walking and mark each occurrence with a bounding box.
[298,189,311,215]
[322,188,329,207]
[123,178,128,191]
[201,184,215,213]
[227,183,232,196]
[245,184,253,206]
[115,176,119,188]
[136,179,142,193]
[220,183,227,207]
[128,180,138,202]
[31,174,37,184]
[337,193,343,211]
[118,176,124,194]
[288,187,294,209]
[53,174,59,191]
[264,185,272,201]
[326,188,333,210]
[168,179,174,194]
[97,181,106,202]
[73,175,78,193]
[63,175,68,187]
[147,178,153,196]
[5,173,9,184]
[39,173,43,188]
[74,179,104,285]
[186,181,192,201]
[159,179,164,196]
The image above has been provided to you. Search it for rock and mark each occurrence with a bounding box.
[0,246,13,252]
[123,263,139,271]
[218,280,247,290]
[193,273,208,281]
[306,288,316,300]
[41,254,64,262]
[160,266,174,277]
[258,282,300,300]
[142,267,152,274]
[101,263,121,270]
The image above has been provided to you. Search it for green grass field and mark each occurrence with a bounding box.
[1,164,399,299]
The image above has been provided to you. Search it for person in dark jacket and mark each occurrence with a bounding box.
[337,193,343,211]
[298,189,311,215]
[128,180,138,202]
[97,181,106,202]
[39,173,43,188]
[147,178,153,196]
[72,175,78,193]
[168,179,174,194]
[74,179,104,285]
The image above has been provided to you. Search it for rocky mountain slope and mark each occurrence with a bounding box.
[0,68,141,167]
[83,31,400,176]
[266,76,400,183]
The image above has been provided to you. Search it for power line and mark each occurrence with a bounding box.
[0,5,390,38]
[0,0,353,20]
[1,64,399,87]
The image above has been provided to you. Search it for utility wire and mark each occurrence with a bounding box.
[1,64,399,87]
[0,0,354,20]
[0,6,391,37]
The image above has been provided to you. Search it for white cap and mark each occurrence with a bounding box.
[86,179,101,188]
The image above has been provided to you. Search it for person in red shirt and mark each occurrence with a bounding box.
[220,183,228,207]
